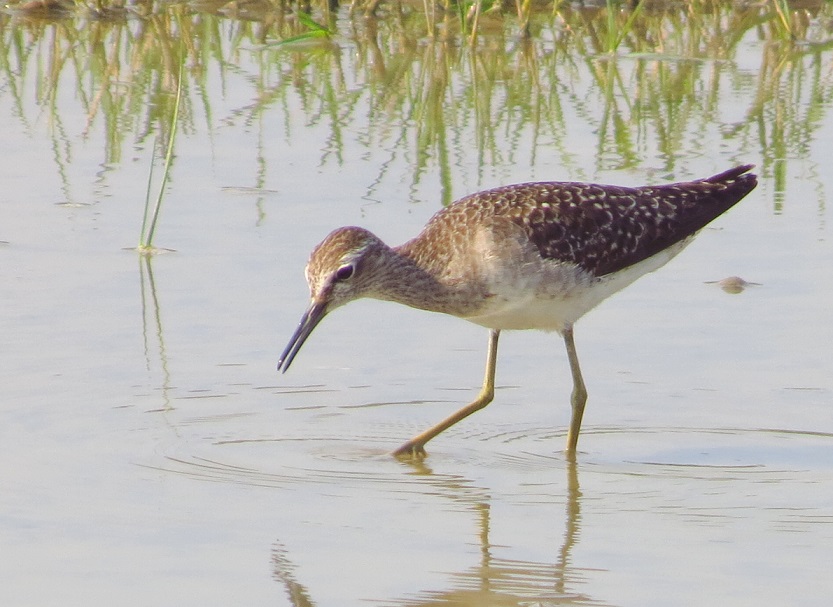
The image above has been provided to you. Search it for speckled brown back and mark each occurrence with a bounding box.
[414,165,757,277]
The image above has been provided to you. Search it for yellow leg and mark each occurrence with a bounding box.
[563,324,587,453]
[393,329,500,459]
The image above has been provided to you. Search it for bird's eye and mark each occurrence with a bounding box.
[335,264,355,281]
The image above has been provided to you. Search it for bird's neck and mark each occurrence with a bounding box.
[372,243,480,317]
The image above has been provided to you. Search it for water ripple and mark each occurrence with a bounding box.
[146,424,832,507]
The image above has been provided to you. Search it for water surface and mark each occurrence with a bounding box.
[2,3,832,606]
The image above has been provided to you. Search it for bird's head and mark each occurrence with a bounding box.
[277,227,387,372]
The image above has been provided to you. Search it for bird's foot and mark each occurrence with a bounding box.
[392,441,427,460]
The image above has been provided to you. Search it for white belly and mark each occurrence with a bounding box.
[462,239,690,332]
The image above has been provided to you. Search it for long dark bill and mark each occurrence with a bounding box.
[277,301,328,373]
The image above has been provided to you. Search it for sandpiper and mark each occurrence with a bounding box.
[278,165,757,457]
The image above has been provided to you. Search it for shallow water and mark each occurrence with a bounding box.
[2,4,833,606]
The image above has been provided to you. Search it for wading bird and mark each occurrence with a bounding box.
[278,165,757,457]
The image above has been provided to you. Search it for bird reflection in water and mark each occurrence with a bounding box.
[271,457,608,606]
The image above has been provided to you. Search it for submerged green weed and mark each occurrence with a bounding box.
[270,11,333,47]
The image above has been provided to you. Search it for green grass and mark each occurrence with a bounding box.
[137,56,183,254]
[603,0,647,54]
[4,0,833,209]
